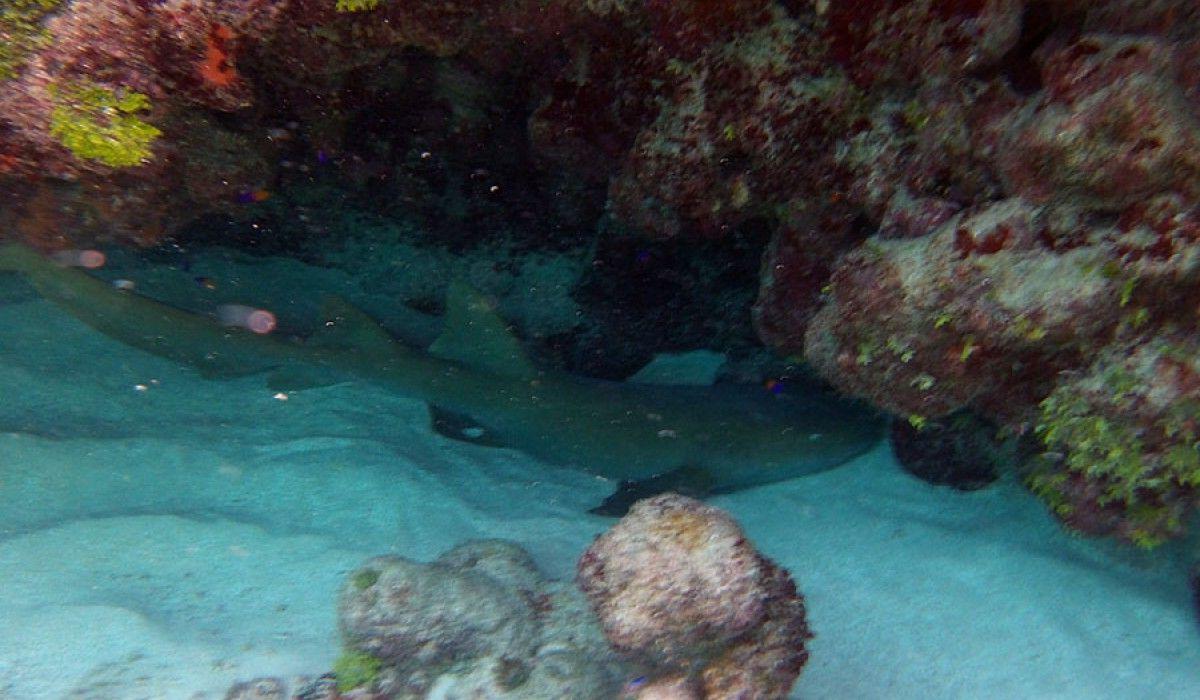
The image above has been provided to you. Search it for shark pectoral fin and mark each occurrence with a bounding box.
[427,405,509,447]
[588,465,716,517]
[428,279,537,380]
[627,349,727,386]
[313,296,399,360]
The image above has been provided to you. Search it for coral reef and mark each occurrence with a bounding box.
[890,412,1002,491]
[333,539,629,698]
[577,493,811,698]
[802,198,1125,423]
[226,501,809,698]
[995,35,1200,210]
[1026,334,1200,547]
[2,0,1199,544]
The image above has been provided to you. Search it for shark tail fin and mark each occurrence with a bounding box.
[428,279,537,380]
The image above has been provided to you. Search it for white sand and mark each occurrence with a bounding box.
[0,295,1197,699]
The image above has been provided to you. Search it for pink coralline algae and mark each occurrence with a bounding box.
[821,0,1023,88]
[577,494,811,698]
[996,35,1200,210]
[606,7,861,239]
[739,3,1200,543]
[800,199,1118,420]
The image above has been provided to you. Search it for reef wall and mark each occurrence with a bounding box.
[3,0,1199,544]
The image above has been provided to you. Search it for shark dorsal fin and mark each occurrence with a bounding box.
[311,296,397,359]
[627,349,726,386]
[429,280,537,379]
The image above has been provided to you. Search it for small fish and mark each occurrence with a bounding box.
[194,276,217,290]
[621,676,648,697]
[235,189,271,204]
[764,378,786,395]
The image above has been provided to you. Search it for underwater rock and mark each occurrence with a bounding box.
[571,224,768,378]
[291,675,339,700]
[578,493,811,698]
[820,0,1024,89]
[224,676,287,700]
[752,204,869,357]
[331,539,628,698]
[997,35,1200,210]
[802,198,1123,423]
[338,553,541,679]
[606,7,860,240]
[1025,333,1200,547]
[630,674,702,699]
[889,413,1002,491]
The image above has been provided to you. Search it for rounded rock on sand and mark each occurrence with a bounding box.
[337,554,541,671]
[577,493,811,698]
[577,494,768,662]
[434,538,545,602]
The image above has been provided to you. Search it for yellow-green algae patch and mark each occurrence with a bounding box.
[0,0,62,81]
[49,81,161,167]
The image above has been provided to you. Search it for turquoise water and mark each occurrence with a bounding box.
[0,249,1196,698]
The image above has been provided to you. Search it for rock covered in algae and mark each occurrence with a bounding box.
[333,539,628,698]
[577,493,811,699]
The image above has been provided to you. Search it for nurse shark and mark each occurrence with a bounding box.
[0,242,881,513]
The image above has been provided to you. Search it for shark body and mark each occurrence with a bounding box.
[0,242,881,512]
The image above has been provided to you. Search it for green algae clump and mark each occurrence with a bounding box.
[351,568,380,590]
[333,650,383,692]
[1033,345,1200,548]
[48,82,161,167]
[335,0,382,12]
[0,0,62,81]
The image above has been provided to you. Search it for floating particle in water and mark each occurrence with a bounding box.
[217,304,277,334]
[51,249,105,269]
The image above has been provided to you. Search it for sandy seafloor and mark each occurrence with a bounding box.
[1,270,1199,699]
